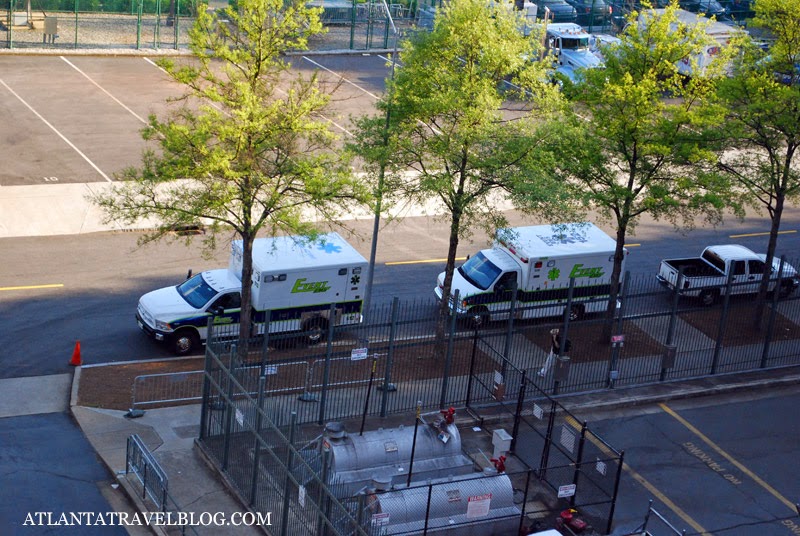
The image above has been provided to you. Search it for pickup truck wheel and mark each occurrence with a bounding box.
[568,305,585,322]
[303,318,329,346]
[171,330,200,356]
[699,289,718,306]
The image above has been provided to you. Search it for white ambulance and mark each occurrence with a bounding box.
[136,232,368,355]
[435,223,625,326]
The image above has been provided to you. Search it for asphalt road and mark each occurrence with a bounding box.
[588,386,800,535]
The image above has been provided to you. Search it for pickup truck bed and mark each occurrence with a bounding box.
[661,258,723,278]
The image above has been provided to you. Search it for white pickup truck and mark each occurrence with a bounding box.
[657,244,799,305]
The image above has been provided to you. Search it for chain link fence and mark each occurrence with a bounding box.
[0,0,423,50]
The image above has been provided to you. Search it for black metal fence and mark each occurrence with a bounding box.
[195,267,800,535]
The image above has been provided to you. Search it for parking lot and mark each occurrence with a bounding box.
[0,53,391,188]
[586,385,800,535]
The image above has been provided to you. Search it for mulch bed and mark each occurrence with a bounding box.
[78,358,205,411]
[521,320,665,362]
[679,302,800,346]
[77,338,493,411]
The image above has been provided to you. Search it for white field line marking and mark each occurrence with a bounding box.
[143,56,170,75]
[302,55,382,100]
[60,57,148,125]
[302,55,442,136]
[0,78,112,183]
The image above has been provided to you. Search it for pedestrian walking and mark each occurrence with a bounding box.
[539,328,571,377]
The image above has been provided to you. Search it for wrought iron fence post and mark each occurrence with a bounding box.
[73,0,78,48]
[465,322,480,409]
[606,450,625,535]
[260,310,271,374]
[607,271,629,388]
[502,282,518,379]
[221,343,237,470]
[570,421,587,507]
[760,256,785,368]
[249,374,266,507]
[380,297,399,417]
[439,290,459,409]
[423,482,434,536]
[280,411,297,536]
[711,270,735,374]
[317,303,337,424]
[539,399,558,478]
[517,468,532,536]
[510,370,526,454]
[554,278,575,396]
[316,448,331,535]
[661,266,684,382]
[199,315,214,440]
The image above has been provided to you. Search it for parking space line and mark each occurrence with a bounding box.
[621,461,709,534]
[60,57,147,125]
[562,415,708,534]
[302,56,382,100]
[660,403,798,513]
[0,78,112,183]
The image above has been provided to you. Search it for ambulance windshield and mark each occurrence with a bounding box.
[458,252,502,291]
[177,273,218,309]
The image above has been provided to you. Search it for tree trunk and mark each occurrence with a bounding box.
[753,192,786,329]
[602,222,627,340]
[435,210,463,359]
[238,231,255,361]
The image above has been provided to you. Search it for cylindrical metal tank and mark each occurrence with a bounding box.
[322,422,475,495]
[365,472,521,535]
[326,421,464,473]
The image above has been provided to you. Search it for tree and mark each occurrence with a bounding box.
[563,1,734,325]
[714,0,800,322]
[352,0,568,350]
[92,0,370,349]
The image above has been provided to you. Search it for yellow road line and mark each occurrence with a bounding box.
[562,415,708,534]
[624,243,641,247]
[660,403,797,513]
[622,462,710,534]
[0,284,64,292]
[729,230,797,238]
[386,257,467,266]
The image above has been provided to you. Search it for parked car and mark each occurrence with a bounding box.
[565,0,612,27]
[719,0,753,22]
[537,0,579,23]
[680,0,728,19]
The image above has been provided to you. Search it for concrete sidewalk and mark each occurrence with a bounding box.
[70,368,262,536]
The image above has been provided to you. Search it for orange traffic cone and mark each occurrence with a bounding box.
[69,341,82,366]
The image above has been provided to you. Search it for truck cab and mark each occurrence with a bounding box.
[543,23,603,82]
[136,269,242,355]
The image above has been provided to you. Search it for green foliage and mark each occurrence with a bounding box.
[713,0,800,305]
[564,1,735,318]
[350,0,575,337]
[92,0,370,342]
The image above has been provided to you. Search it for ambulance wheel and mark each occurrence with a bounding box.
[698,289,718,306]
[568,304,585,322]
[171,329,200,356]
[303,318,329,346]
